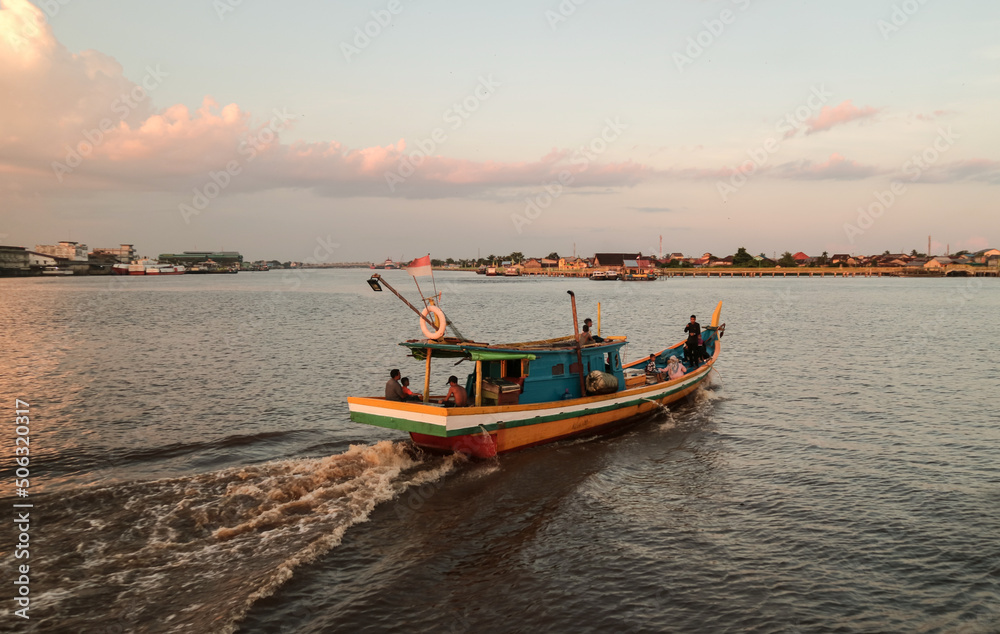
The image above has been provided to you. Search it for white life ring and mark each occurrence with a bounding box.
[420,305,447,339]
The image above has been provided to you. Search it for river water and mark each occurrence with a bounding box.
[0,270,997,633]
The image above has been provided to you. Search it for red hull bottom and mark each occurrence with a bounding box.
[410,431,498,459]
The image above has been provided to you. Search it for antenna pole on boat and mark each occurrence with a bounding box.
[368,274,437,329]
[567,290,586,397]
[368,274,470,342]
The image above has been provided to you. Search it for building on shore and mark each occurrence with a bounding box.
[35,241,89,262]
[158,251,244,267]
[91,244,136,263]
[0,245,30,275]
[1,245,67,275]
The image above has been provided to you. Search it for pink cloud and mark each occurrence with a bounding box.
[790,100,880,137]
[0,3,654,199]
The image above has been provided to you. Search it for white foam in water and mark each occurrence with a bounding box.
[20,440,464,633]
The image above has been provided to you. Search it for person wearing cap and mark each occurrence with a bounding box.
[436,375,468,407]
[582,318,604,343]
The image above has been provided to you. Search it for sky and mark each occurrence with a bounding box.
[1,0,998,262]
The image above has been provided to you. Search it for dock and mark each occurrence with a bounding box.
[439,266,998,278]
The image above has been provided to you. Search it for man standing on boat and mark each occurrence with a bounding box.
[684,315,703,367]
[385,369,405,401]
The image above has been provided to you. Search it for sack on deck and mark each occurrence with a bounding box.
[586,371,619,395]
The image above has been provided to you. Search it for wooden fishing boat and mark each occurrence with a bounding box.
[348,274,725,458]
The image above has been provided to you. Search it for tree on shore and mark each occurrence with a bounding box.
[546,252,559,260]
[816,251,829,266]
[733,247,754,267]
[778,251,797,267]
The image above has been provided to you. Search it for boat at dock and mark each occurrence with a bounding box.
[590,270,619,280]
[348,272,725,458]
[623,272,657,281]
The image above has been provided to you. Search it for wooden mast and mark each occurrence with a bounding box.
[567,291,586,397]
[422,349,432,403]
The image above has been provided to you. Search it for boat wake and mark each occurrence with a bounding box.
[657,385,723,431]
[694,384,725,403]
[5,441,465,634]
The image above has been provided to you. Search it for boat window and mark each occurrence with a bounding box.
[484,361,503,379]
[551,363,564,376]
[607,352,621,371]
[505,360,523,379]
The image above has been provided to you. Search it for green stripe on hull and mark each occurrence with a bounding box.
[349,411,447,436]
[350,372,708,437]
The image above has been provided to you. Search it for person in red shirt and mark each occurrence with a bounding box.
[400,377,422,401]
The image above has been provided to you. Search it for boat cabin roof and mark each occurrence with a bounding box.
[400,336,626,360]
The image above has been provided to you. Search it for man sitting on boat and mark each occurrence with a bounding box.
[645,354,667,381]
[583,318,604,343]
[436,375,468,407]
[385,369,405,401]
[577,324,594,346]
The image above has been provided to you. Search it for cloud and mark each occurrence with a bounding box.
[0,2,653,200]
[771,153,884,180]
[915,159,1000,184]
[786,100,880,137]
[914,109,951,121]
[629,206,674,213]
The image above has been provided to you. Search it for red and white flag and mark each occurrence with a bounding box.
[406,254,432,277]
